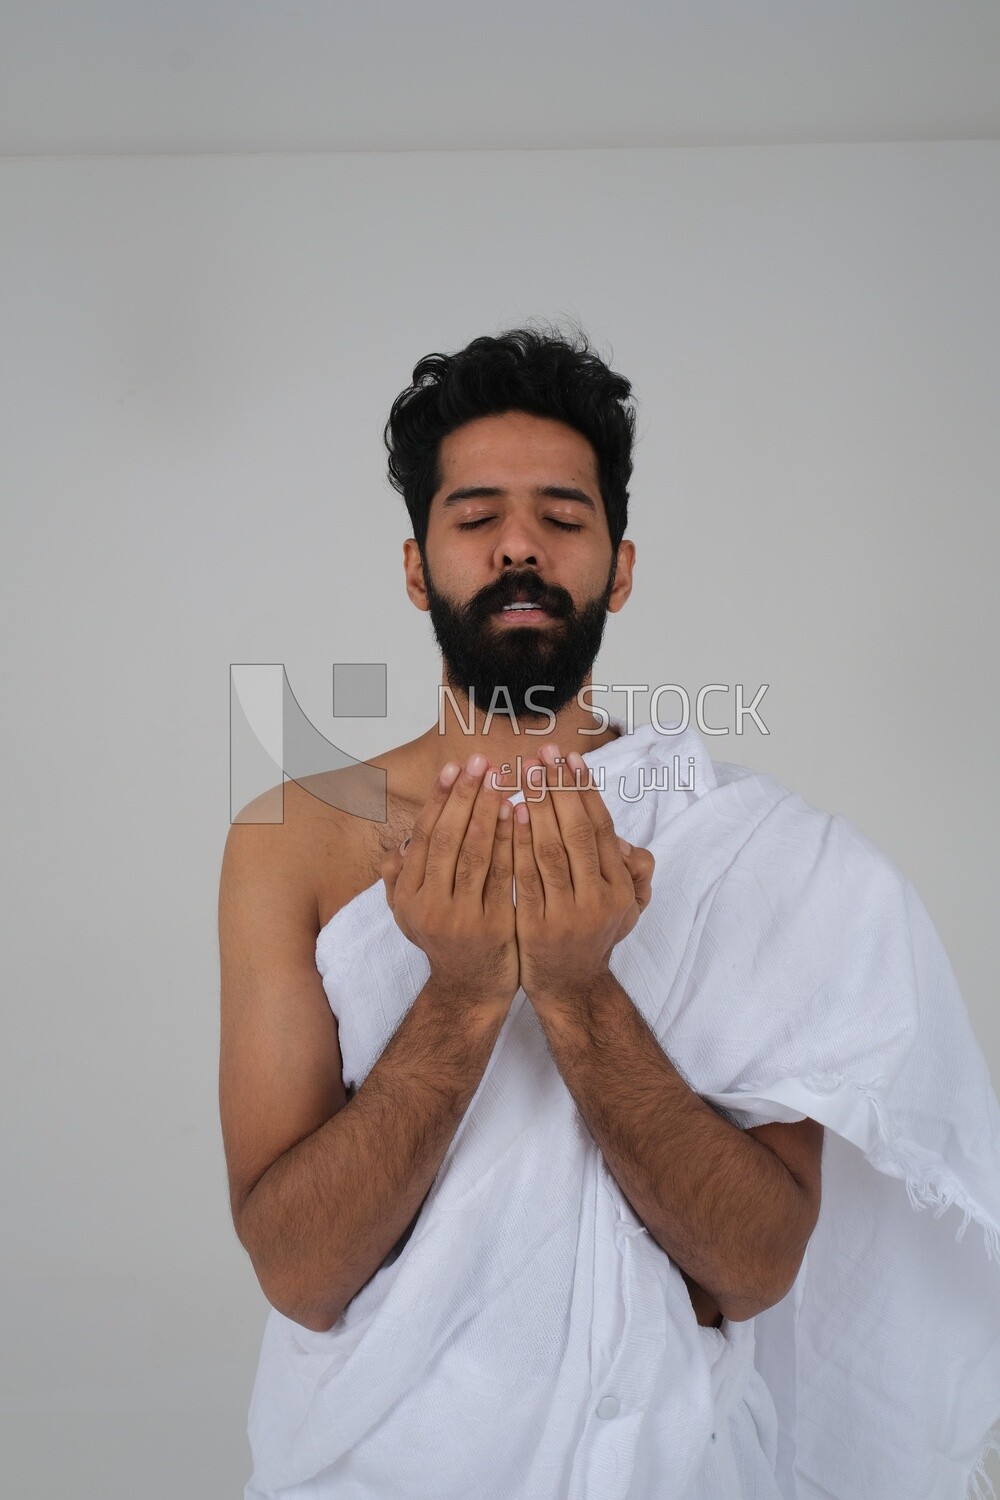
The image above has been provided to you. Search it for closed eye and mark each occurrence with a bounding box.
[458,517,583,532]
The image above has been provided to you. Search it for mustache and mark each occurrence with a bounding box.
[469,575,572,619]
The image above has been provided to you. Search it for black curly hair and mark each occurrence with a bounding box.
[383,321,637,555]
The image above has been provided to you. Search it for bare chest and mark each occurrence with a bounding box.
[312,793,421,934]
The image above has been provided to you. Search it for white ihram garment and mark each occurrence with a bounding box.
[245,719,1000,1499]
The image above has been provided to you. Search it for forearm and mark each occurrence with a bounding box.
[534,970,810,1321]
[238,977,508,1332]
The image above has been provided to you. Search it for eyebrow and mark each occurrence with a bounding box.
[440,485,598,514]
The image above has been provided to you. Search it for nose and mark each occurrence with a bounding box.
[491,513,551,571]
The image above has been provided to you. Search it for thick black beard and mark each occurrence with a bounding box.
[420,549,618,725]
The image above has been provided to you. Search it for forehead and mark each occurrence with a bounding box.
[434,411,600,492]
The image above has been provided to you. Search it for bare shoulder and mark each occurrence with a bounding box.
[225,755,392,882]
[289,744,434,928]
[224,731,440,932]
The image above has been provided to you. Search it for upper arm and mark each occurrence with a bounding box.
[218,791,349,1242]
[744,1115,825,1269]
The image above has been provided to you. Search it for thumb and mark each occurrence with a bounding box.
[381,845,406,907]
[619,838,655,910]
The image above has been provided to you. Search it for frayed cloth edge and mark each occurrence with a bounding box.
[855,1083,1000,1267]
[820,1075,1000,1497]
[969,1428,1000,1500]
[782,1071,1000,1267]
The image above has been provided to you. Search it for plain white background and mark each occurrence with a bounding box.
[2,134,998,1500]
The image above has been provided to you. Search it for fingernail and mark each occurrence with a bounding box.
[400,835,411,853]
[618,836,631,854]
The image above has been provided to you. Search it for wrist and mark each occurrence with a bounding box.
[526,963,616,1016]
[424,972,514,1025]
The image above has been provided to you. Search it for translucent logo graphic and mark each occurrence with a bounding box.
[230,663,389,825]
[230,667,770,823]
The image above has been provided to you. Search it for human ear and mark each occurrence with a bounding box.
[402,538,430,612]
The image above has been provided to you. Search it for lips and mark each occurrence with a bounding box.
[494,606,557,627]
[485,579,563,619]
[495,589,555,613]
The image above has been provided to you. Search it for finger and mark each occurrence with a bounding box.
[621,843,655,912]
[512,796,545,915]
[453,763,508,907]
[564,749,627,884]
[536,747,602,896]
[518,757,574,903]
[400,759,464,891]
[380,846,405,909]
[424,753,509,899]
[483,797,514,911]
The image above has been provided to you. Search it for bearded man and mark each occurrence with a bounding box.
[219,326,1000,1499]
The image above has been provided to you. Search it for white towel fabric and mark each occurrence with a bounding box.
[245,718,1000,1499]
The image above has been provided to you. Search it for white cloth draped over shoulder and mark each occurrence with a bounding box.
[245,719,1000,1500]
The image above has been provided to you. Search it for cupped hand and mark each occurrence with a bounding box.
[380,754,519,1014]
[510,745,655,1007]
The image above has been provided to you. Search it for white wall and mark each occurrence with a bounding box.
[2,142,997,1496]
